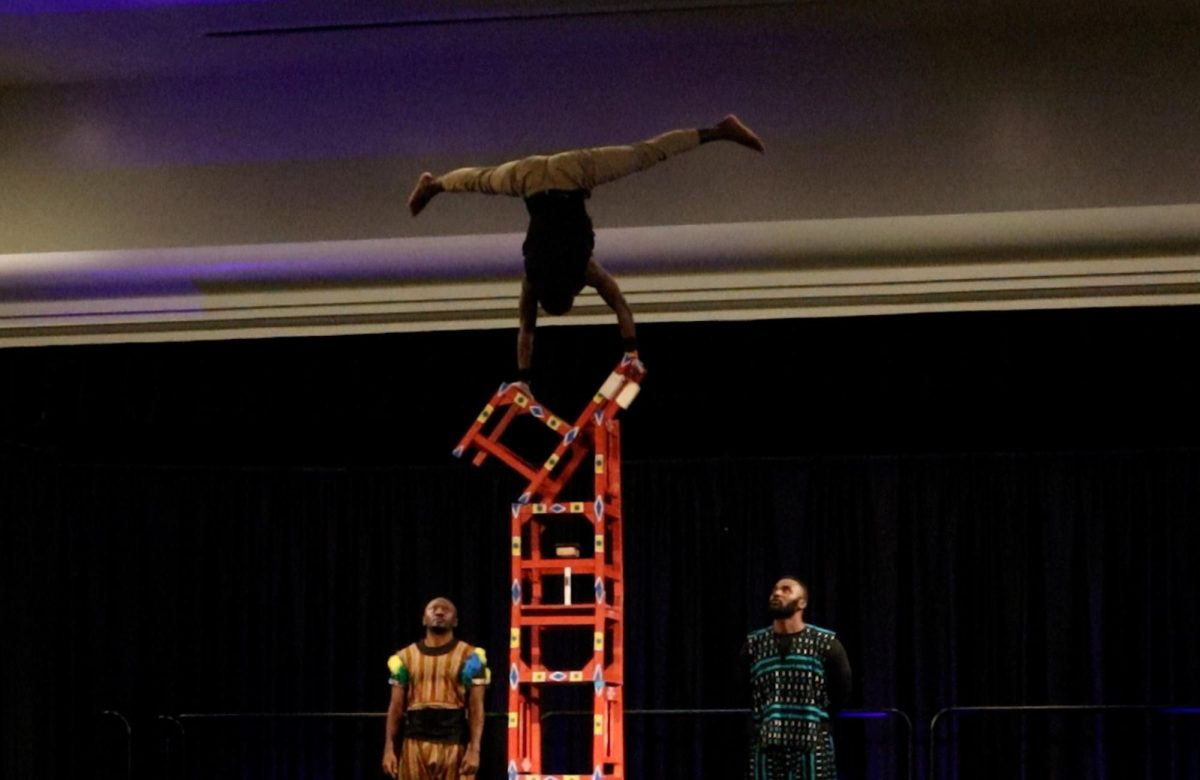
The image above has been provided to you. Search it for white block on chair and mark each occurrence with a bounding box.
[598,372,623,400]
[615,382,641,409]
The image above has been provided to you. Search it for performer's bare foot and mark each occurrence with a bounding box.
[407,172,442,216]
[713,114,765,153]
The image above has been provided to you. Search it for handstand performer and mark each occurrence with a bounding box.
[407,115,764,390]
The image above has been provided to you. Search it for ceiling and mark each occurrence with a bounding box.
[2,0,1198,345]
[2,0,1198,86]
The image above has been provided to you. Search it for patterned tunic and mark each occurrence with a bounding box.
[388,639,490,744]
[743,624,850,780]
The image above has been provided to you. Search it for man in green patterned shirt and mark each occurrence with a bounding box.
[743,577,852,780]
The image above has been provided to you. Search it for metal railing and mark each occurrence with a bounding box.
[124,703,1200,779]
[98,710,132,780]
[539,707,913,780]
[147,707,909,779]
[154,711,508,780]
[928,704,1200,780]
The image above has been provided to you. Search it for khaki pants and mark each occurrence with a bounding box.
[438,128,701,197]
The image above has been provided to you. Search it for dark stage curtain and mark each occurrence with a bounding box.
[3,307,1200,779]
[3,451,1199,779]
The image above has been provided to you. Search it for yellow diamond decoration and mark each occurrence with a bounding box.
[477,404,494,423]
[593,393,605,404]
[548,416,562,430]
[594,534,605,552]
[594,455,605,474]
[515,393,529,407]
[594,714,604,735]
[532,504,546,514]
[570,502,584,513]
[569,671,584,682]
[508,712,518,728]
[533,671,546,682]
[544,453,560,470]
[594,632,604,651]
[510,628,520,648]
[511,536,521,555]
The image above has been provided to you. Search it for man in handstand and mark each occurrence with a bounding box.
[407,115,764,390]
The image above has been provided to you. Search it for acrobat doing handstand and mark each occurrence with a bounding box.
[407,114,764,390]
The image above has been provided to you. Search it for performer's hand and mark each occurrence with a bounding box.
[381,748,399,777]
[624,351,646,378]
[459,745,481,775]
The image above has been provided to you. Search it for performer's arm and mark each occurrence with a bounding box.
[516,277,538,389]
[585,259,643,370]
[825,638,853,713]
[585,259,634,343]
[382,683,406,777]
[460,684,486,775]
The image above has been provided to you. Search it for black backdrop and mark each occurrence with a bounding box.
[3,306,1200,779]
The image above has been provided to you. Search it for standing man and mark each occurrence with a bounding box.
[744,577,852,780]
[382,597,490,779]
[406,114,764,390]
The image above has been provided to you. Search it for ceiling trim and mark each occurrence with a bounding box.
[2,206,1198,347]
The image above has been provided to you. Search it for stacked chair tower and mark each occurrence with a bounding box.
[454,355,645,780]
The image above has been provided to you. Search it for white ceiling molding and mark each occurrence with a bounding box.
[1,205,1198,347]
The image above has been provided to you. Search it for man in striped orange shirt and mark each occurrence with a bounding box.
[382,597,490,779]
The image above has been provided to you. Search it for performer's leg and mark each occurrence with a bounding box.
[408,155,549,215]
[540,114,764,192]
[400,734,448,777]
[541,129,700,192]
[748,744,791,780]
[434,743,465,780]
[414,130,698,213]
[796,747,814,780]
[437,157,547,197]
[814,732,837,780]
[747,743,762,780]
[396,739,420,772]
[409,114,762,214]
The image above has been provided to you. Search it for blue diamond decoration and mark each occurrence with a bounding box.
[530,405,545,419]
[518,492,531,505]
[594,576,605,602]
[564,427,578,444]
[511,579,521,605]
[593,665,605,694]
[551,503,566,514]
[593,497,604,522]
[550,671,567,682]
[511,503,521,518]
[509,663,519,690]
[452,446,464,459]
[508,761,518,780]
[594,410,604,425]
[594,766,603,780]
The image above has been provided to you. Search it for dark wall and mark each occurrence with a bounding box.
[3,306,1200,779]
[4,305,1199,466]
[4,7,1200,252]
